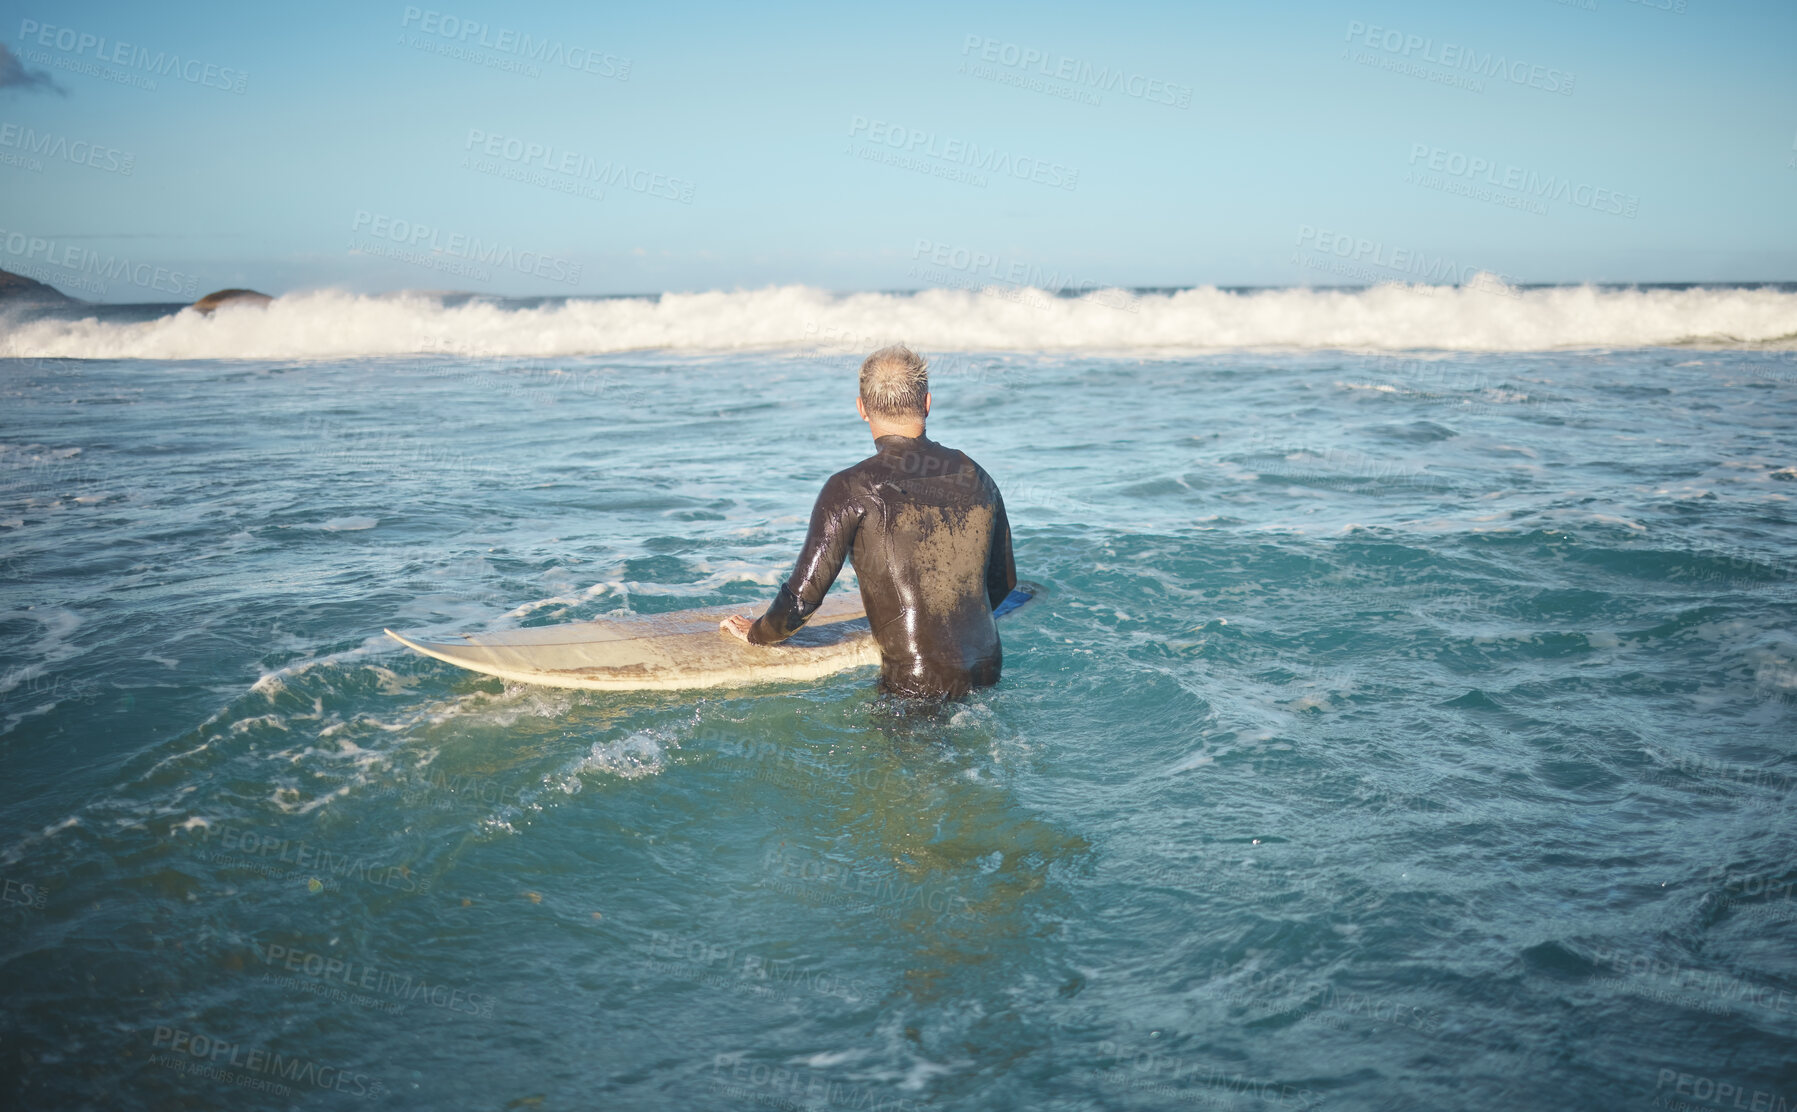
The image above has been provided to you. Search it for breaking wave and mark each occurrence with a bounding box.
[3,282,1795,359]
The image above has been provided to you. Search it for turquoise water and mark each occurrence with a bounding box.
[4,346,1796,1110]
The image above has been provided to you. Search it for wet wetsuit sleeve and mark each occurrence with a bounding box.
[986,486,1017,610]
[748,473,862,645]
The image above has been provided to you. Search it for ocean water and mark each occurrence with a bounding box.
[3,285,1796,1111]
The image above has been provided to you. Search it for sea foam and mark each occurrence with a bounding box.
[3,282,1794,359]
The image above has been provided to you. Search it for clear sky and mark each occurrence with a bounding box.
[2,0,1793,299]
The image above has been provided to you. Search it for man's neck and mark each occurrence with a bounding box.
[870,424,925,442]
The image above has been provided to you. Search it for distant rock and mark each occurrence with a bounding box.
[0,267,76,304]
[192,288,273,314]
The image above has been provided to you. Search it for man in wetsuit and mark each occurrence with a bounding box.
[719,345,1016,698]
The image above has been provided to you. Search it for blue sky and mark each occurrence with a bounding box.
[2,0,1793,298]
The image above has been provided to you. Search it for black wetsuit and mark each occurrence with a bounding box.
[748,433,1017,698]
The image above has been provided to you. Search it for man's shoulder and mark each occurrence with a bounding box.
[818,455,893,502]
[833,454,883,484]
[947,445,991,476]
[930,441,996,486]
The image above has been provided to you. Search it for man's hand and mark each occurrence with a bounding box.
[719,614,755,642]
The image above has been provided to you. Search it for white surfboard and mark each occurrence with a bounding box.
[385,584,1038,693]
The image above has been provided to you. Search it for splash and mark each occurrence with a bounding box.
[554,731,668,789]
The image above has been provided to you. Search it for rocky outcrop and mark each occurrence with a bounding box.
[0,267,76,304]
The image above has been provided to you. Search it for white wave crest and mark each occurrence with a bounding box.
[3,282,1795,359]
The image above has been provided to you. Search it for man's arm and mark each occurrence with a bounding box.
[986,486,1017,610]
[735,473,862,645]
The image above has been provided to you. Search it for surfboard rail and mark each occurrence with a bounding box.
[384,582,1040,693]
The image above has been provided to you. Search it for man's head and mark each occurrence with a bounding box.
[858,345,930,432]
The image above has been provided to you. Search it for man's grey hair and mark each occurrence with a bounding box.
[859,344,929,421]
